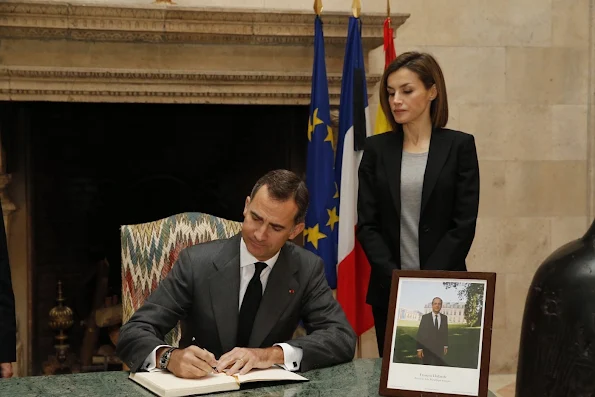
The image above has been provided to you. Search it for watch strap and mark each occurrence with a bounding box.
[159,347,177,370]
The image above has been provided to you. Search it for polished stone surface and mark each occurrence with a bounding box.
[0,359,498,396]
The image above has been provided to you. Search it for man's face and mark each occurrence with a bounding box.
[241,185,305,261]
[432,298,443,314]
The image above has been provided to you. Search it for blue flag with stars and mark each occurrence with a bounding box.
[304,15,338,288]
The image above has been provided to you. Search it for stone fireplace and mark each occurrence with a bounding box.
[0,0,409,376]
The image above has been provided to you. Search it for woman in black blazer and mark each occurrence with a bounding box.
[357,52,480,356]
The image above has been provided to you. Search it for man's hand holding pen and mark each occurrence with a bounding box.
[156,345,217,379]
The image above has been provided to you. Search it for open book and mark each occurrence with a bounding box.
[129,367,308,397]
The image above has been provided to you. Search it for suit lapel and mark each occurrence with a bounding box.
[209,235,241,353]
[384,131,404,215]
[421,129,453,215]
[249,245,299,347]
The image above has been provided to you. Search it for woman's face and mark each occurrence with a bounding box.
[386,68,436,126]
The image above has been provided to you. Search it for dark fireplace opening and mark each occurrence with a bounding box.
[3,101,309,375]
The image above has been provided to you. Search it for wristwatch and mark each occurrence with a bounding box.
[158,347,177,370]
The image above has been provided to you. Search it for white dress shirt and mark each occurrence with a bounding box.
[142,238,303,371]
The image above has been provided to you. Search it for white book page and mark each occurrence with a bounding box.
[236,367,308,384]
[130,371,238,397]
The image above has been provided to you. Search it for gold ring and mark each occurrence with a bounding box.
[237,358,245,364]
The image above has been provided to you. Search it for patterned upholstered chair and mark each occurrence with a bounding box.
[121,212,243,347]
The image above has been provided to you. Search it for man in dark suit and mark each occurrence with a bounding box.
[0,207,16,378]
[117,170,356,378]
[416,297,448,366]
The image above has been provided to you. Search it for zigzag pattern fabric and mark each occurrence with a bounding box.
[121,212,243,346]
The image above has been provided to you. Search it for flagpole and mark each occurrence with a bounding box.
[350,0,363,360]
[386,0,391,27]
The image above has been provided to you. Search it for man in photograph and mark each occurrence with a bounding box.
[416,297,448,366]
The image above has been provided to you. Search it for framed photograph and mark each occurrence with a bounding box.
[379,270,496,397]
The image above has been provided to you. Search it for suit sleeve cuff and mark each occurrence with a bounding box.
[142,345,171,372]
[274,343,303,371]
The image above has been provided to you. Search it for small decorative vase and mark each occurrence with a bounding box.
[48,280,74,371]
[516,219,595,396]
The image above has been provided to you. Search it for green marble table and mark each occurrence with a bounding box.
[0,359,498,397]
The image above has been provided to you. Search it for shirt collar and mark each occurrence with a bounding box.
[240,237,280,270]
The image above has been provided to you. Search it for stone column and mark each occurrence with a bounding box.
[0,133,18,375]
[0,175,16,230]
[0,134,16,239]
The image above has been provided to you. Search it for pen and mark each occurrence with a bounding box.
[192,337,219,373]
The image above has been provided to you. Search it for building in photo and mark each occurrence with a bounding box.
[397,308,424,322]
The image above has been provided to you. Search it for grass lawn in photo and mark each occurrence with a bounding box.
[392,322,481,369]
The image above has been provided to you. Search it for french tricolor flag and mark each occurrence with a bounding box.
[335,15,374,337]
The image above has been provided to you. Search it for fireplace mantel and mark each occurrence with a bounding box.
[0,0,410,104]
[0,1,409,47]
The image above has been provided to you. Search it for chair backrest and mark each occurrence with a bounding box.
[121,212,243,346]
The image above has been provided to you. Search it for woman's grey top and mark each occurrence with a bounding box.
[400,150,429,270]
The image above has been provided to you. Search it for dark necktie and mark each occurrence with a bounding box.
[237,262,267,347]
[434,315,438,329]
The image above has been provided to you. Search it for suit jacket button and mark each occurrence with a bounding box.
[422,225,430,233]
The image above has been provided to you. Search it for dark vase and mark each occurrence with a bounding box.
[516,219,595,397]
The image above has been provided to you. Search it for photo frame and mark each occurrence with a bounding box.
[379,270,496,397]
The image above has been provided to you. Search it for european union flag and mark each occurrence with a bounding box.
[304,15,338,288]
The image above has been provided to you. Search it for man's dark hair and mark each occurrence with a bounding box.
[250,169,309,224]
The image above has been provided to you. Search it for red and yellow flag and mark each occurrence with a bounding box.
[373,17,396,135]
